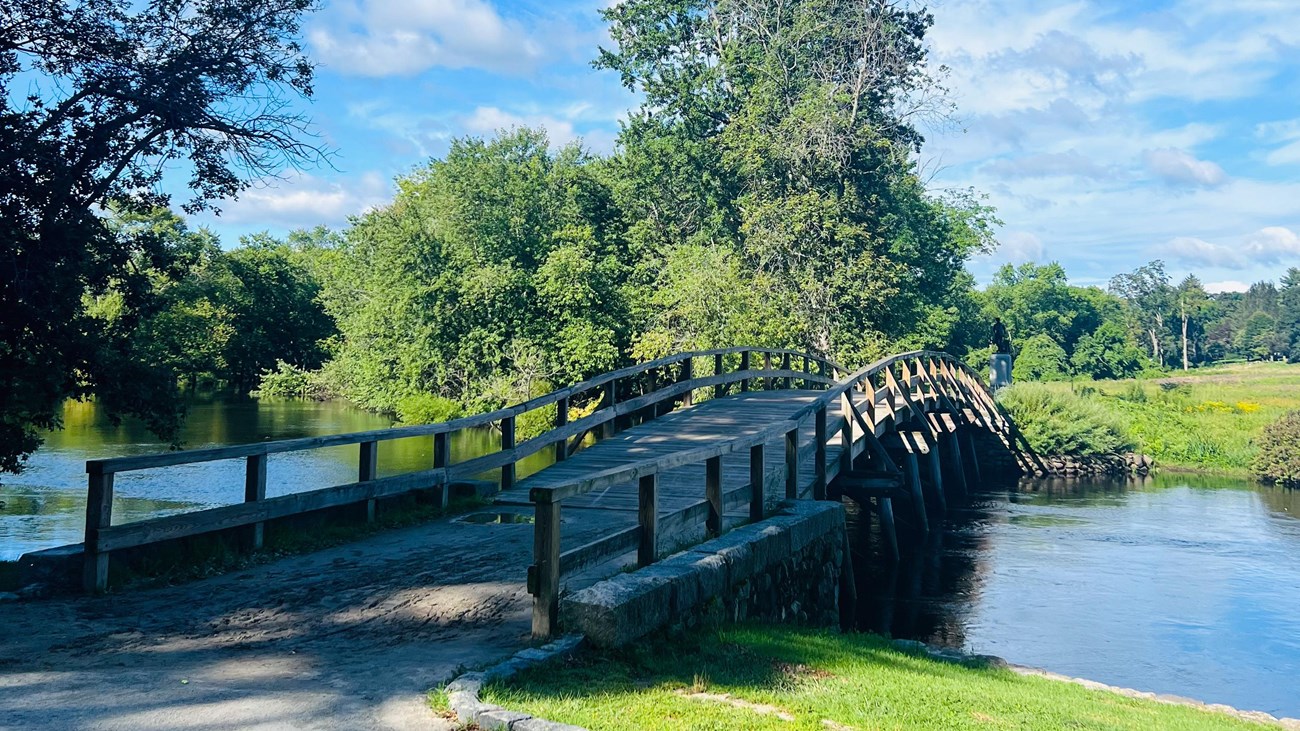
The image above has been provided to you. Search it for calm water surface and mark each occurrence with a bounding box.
[851,474,1300,718]
[0,397,551,560]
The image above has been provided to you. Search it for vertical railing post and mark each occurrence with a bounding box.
[714,352,725,399]
[764,352,773,390]
[705,455,723,537]
[740,350,751,392]
[819,359,828,390]
[839,392,854,476]
[531,496,562,639]
[245,453,267,548]
[681,357,694,407]
[554,396,568,463]
[83,469,114,593]
[501,415,516,490]
[604,378,619,438]
[813,406,827,500]
[785,426,799,498]
[802,354,811,390]
[359,440,378,522]
[638,473,658,566]
[782,352,792,389]
[643,368,658,422]
[433,431,450,508]
[749,443,766,522]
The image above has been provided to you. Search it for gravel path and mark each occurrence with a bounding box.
[0,506,621,731]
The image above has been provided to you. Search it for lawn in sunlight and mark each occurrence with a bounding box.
[464,626,1270,730]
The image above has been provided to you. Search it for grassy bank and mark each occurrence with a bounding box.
[460,626,1268,730]
[1010,362,1300,473]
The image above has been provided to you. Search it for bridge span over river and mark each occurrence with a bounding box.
[75,347,1034,634]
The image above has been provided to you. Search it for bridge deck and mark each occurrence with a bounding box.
[496,390,866,523]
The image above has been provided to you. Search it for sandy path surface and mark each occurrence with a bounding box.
[0,506,620,731]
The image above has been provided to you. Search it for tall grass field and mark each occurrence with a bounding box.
[1012,362,1300,473]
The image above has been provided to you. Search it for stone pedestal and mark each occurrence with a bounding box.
[989,353,1012,390]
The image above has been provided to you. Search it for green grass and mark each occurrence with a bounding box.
[996,383,1134,456]
[466,627,1268,731]
[1039,362,1300,473]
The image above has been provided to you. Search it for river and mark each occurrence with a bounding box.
[3,398,1298,716]
[850,473,1300,719]
[0,396,551,561]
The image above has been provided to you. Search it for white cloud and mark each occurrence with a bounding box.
[992,231,1045,263]
[460,106,618,153]
[1205,280,1250,294]
[1155,226,1300,269]
[1142,148,1227,188]
[211,172,391,228]
[308,0,545,76]
[982,151,1118,180]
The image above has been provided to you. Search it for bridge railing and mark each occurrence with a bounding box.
[78,347,843,592]
[526,350,1015,638]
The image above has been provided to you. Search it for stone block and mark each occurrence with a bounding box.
[560,570,674,647]
[688,530,758,583]
[475,708,532,730]
[514,718,588,731]
[17,543,82,592]
[658,550,728,602]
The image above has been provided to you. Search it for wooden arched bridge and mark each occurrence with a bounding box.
[78,348,1036,638]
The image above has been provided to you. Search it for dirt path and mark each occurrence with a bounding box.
[0,506,623,731]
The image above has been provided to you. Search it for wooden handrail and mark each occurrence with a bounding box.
[526,350,992,638]
[79,346,843,592]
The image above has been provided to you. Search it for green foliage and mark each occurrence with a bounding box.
[997,383,1134,456]
[395,394,463,425]
[253,361,330,400]
[1010,334,1068,381]
[0,0,321,472]
[319,130,629,417]
[1252,410,1300,487]
[1070,321,1145,380]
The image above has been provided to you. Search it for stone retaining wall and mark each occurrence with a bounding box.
[1032,452,1154,478]
[561,500,845,648]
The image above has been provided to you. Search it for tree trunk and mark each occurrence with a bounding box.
[1182,309,1189,371]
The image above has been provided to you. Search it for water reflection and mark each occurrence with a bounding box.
[1,396,555,560]
[850,473,1300,718]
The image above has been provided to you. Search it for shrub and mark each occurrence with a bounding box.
[251,360,328,399]
[997,382,1135,456]
[396,393,463,425]
[1252,410,1300,487]
[1011,334,1068,382]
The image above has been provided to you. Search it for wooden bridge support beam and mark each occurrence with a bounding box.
[434,431,450,508]
[83,471,113,593]
[638,473,658,566]
[962,428,982,485]
[944,430,969,497]
[814,406,828,500]
[749,443,766,522]
[900,452,929,534]
[878,497,900,562]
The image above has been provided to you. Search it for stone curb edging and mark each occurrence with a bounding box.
[444,634,590,731]
[891,639,1300,730]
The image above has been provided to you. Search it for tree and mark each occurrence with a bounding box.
[1,0,323,473]
[1070,321,1145,380]
[1109,261,1174,367]
[1011,334,1069,382]
[1174,275,1210,370]
[597,0,993,365]
[1278,268,1300,361]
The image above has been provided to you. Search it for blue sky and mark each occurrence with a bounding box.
[191,0,1300,292]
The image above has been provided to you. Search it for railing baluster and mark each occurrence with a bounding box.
[554,396,568,463]
[740,350,751,392]
[764,352,773,390]
[782,352,792,389]
[705,455,723,537]
[605,377,620,437]
[83,470,114,593]
[714,352,725,399]
[839,392,854,476]
[802,354,811,390]
[532,497,562,639]
[638,473,658,566]
[433,431,450,508]
[785,426,799,498]
[359,441,377,522]
[245,453,267,548]
[501,415,516,490]
[749,443,765,522]
[814,406,827,500]
[681,357,694,407]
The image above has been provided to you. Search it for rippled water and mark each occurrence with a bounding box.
[0,397,552,560]
[850,474,1300,718]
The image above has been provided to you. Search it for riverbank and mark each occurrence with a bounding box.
[469,625,1287,730]
[1008,361,1300,474]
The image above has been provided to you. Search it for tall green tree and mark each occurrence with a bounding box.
[1174,275,1211,370]
[0,0,322,473]
[1109,260,1174,367]
[597,0,993,365]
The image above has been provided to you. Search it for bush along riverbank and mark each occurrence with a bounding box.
[999,362,1300,479]
[447,625,1291,731]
